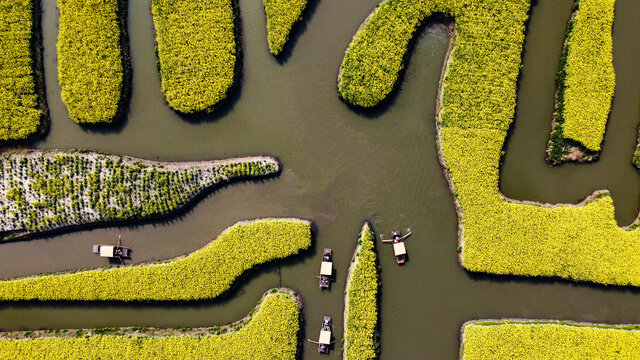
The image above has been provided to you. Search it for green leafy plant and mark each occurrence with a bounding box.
[0,219,311,301]
[263,0,308,55]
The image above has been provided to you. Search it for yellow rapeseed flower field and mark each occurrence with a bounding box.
[461,321,640,359]
[0,290,301,360]
[344,222,379,360]
[0,219,312,301]
[263,0,308,55]
[152,0,238,114]
[57,0,126,124]
[339,0,640,287]
[0,0,43,140]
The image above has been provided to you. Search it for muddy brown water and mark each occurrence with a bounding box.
[0,0,638,359]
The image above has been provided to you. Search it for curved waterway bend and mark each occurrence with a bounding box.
[0,0,639,359]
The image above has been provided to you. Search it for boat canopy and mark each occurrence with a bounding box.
[393,242,406,256]
[99,246,115,257]
[319,330,331,345]
[320,262,332,276]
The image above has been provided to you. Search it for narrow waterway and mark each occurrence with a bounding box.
[0,0,638,359]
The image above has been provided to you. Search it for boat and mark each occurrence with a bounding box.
[382,230,412,264]
[319,248,333,289]
[92,245,130,258]
[307,316,332,354]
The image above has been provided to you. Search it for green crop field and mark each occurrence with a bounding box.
[0,0,44,140]
[58,0,128,124]
[0,289,301,360]
[263,0,308,55]
[461,320,640,359]
[152,0,239,114]
[338,0,640,287]
[0,218,311,301]
[344,222,379,360]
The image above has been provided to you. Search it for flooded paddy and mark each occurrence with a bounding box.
[0,0,638,358]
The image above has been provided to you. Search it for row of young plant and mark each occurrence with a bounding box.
[340,0,640,287]
[0,219,311,301]
[151,0,239,115]
[546,0,616,164]
[461,320,640,359]
[0,150,279,240]
[0,289,301,360]
[343,222,379,360]
[0,0,45,140]
[57,0,129,124]
[263,0,308,55]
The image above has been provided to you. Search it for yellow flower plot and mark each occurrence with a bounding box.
[263,0,309,55]
[339,0,640,287]
[344,222,379,360]
[152,0,238,115]
[58,0,128,124]
[461,320,640,359]
[0,0,45,140]
[0,218,312,301]
[547,0,616,163]
[0,289,301,360]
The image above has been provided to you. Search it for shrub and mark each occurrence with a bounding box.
[546,0,615,162]
[0,151,280,240]
[263,0,308,55]
[0,0,44,140]
[461,320,640,359]
[344,222,379,360]
[0,219,311,301]
[57,0,128,124]
[151,0,239,114]
[338,0,640,287]
[0,289,301,360]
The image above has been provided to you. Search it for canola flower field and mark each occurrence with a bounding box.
[338,0,640,287]
[0,0,44,140]
[0,219,311,301]
[152,0,239,115]
[461,320,640,359]
[0,150,279,240]
[343,222,379,360]
[57,0,128,124]
[263,0,308,55]
[546,0,616,163]
[0,289,301,360]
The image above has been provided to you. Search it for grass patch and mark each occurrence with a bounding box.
[0,289,301,359]
[344,222,379,360]
[546,0,615,163]
[57,0,129,124]
[461,320,640,359]
[339,0,640,287]
[0,151,279,240]
[0,0,45,140]
[263,0,308,55]
[152,0,239,115]
[0,219,311,301]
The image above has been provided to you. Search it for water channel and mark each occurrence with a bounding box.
[0,0,638,358]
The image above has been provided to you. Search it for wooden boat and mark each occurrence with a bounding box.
[92,245,130,258]
[382,230,412,264]
[307,316,332,354]
[319,248,333,289]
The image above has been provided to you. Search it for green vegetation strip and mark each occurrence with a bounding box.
[546,0,616,163]
[263,0,308,55]
[0,219,311,300]
[0,289,301,359]
[0,150,279,240]
[152,0,239,114]
[339,0,640,287]
[0,0,45,140]
[461,320,640,359]
[343,222,379,360]
[58,0,129,124]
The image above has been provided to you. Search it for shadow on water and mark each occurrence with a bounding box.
[275,0,321,65]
